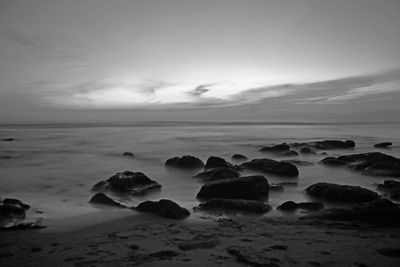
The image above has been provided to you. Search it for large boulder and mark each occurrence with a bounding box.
[240,158,299,177]
[194,167,239,182]
[301,199,400,226]
[89,193,127,208]
[277,201,324,212]
[374,142,392,148]
[0,198,44,230]
[197,198,271,214]
[204,156,233,169]
[92,171,161,195]
[306,182,380,203]
[134,199,190,220]
[196,175,269,200]
[320,152,400,177]
[165,155,204,169]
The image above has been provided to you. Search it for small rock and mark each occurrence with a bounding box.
[277,201,324,211]
[374,142,392,148]
[122,152,135,157]
[165,155,204,169]
[232,154,248,160]
[134,199,190,220]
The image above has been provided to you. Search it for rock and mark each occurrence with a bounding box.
[282,159,313,166]
[227,246,280,267]
[240,158,299,177]
[306,182,380,203]
[122,152,134,157]
[277,201,324,211]
[197,175,269,200]
[204,156,233,169]
[374,142,392,148]
[89,193,127,208]
[259,143,289,153]
[300,147,316,154]
[280,150,299,157]
[134,199,190,220]
[92,171,161,195]
[377,180,400,195]
[232,154,248,160]
[320,152,400,177]
[194,167,239,182]
[377,248,400,258]
[269,184,284,192]
[2,138,14,141]
[0,198,44,230]
[165,155,204,169]
[301,199,400,226]
[391,193,400,201]
[313,140,355,150]
[197,198,271,214]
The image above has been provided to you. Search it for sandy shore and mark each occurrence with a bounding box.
[1,212,400,267]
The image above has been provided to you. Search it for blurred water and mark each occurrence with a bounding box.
[0,122,399,226]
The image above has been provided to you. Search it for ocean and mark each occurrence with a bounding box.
[1,122,399,229]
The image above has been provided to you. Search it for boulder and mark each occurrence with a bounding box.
[194,167,239,182]
[301,199,400,226]
[319,157,347,166]
[259,143,289,153]
[197,175,269,200]
[204,156,233,169]
[165,155,204,169]
[280,150,299,157]
[299,147,316,155]
[0,198,44,230]
[92,171,161,195]
[89,193,127,208]
[277,201,324,212]
[134,199,190,220]
[232,154,248,160]
[240,158,299,177]
[122,152,134,157]
[374,142,392,148]
[313,140,355,150]
[306,182,380,203]
[197,198,271,214]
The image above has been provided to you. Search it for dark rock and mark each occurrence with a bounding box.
[300,147,316,154]
[135,199,190,220]
[2,198,30,210]
[89,193,127,208]
[260,143,289,152]
[232,154,248,160]
[306,182,380,203]
[2,138,14,142]
[240,158,299,177]
[391,193,400,201]
[319,157,347,166]
[269,184,284,192]
[197,175,269,200]
[374,142,392,148]
[122,152,134,157]
[281,150,299,157]
[227,246,280,267]
[0,198,44,230]
[313,140,355,150]
[165,155,204,169]
[301,199,400,226]
[282,159,313,166]
[377,180,400,195]
[197,198,271,214]
[377,248,400,258]
[277,201,324,211]
[204,156,233,169]
[194,167,239,182]
[92,171,161,195]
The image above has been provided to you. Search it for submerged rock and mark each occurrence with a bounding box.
[240,158,299,177]
[89,193,127,208]
[306,182,380,203]
[204,156,233,169]
[301,199,400,226]
[299,147,316,155]
[165,155,204,169]
[122,152,135,157]
[134,199,190,220]
[290,140,355,150]
[197,175,269,200]
[92,171,161,195]
[320,152,400,177]
[194,167,239,182]
[374,142,392,148]
[2,138,14,142]
[197,198,271,214]
[232,154,248,160]
[277,201,324,212]
[259,143,289,153]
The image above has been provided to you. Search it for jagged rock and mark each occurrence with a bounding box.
[374,142,392,148]
[122,152,134,157]
[197,198,271,214]
[232,154,248,160]
[194,167,239,182]
[134,199,190,220]
[197,175,269,200]
[240,158,299,177]
[204,156,233,169]
[277,201,324,211]
[301,199,400,226]
[306,182,380,203]
[89,193,127,208]
[165,155,204,169]
[92,171,161,195]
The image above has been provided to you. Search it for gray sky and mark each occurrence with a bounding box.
[0,0,400,122]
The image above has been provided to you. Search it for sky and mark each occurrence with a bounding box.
[0,0,400,122]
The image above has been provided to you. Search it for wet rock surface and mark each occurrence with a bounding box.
[165,155,204,169]
[0,198,44,230]
[194,167,240,182]
[277,201,324,212]
[241,158,299,177]
[89,193,127,208]
[134,199,190,220]
[231,154,248,160]
[204,156,234,170]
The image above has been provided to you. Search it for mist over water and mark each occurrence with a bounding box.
[1,122,399,226]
